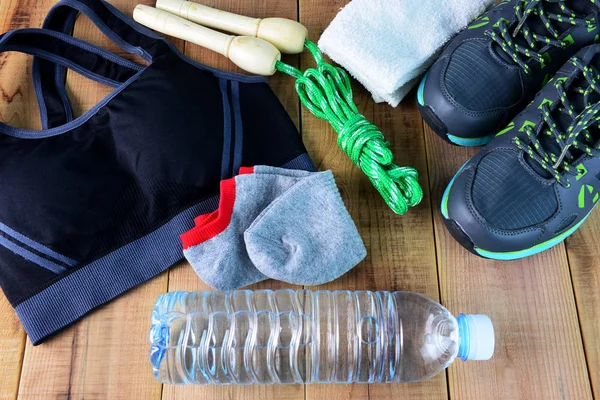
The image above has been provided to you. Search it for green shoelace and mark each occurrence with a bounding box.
[486,0,594,73]
[514,56,600,186]
[275,40,423,215]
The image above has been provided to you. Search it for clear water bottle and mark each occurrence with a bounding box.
[150,290,494,385]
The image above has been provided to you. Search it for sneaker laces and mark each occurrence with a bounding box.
[514,56,600,186]
[486,0,593,74]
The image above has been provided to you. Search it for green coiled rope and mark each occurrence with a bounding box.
[275,40,423,215]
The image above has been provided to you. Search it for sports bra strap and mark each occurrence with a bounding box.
[43,0,166,59]
[33,0,170,129]
[2,29,142,85]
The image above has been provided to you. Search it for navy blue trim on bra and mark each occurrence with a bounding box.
[0,235,67,274]
[280,153,317,172]
[32,58,50,130]
[220,78,233,179]
[55,59,73,124]
[0,222,77,266]
[52,9,80,127]
[231,80,244,175]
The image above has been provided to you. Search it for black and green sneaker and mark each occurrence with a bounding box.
[418,0,600,146]
[442,44,600,259]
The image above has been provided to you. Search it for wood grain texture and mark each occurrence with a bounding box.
[565,217,600,398]
[299,0,446,399]
[16,1,167,399]
[0,293,24,400]
[424,126,593,400]
[1,0,599,399]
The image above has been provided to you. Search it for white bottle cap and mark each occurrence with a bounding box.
[460,314,495,361]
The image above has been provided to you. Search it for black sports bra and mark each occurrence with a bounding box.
[0,0,314,344]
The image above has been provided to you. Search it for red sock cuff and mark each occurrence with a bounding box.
[239,166,255,175]
[191,167,254,227]
[181,177,237,249]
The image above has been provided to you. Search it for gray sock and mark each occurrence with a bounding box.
[181,173,305,290]
[194,166,315,226]
[244,170,367,286]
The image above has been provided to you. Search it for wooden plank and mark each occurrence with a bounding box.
[424,125,593,399]
[16,1,168,399]
[0,293,25,400]
[565,215,600,398]
[161,0,306,399]
[299,0,446,399]
[0,294,24,400]
[0,1,55,399]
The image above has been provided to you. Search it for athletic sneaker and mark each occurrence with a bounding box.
[418,0,600,146]
[442,44,600,260]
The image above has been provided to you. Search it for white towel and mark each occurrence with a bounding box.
[318,0,493,107]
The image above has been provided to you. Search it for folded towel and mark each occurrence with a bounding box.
[318,0,493,107]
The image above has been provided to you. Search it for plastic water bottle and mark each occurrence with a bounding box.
[150,290,494,385]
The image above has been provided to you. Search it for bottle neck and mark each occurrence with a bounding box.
[457,313,470,361]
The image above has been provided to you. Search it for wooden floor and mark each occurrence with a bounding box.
[0,0,598,399]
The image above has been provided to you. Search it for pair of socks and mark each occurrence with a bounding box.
[180,166,366,290]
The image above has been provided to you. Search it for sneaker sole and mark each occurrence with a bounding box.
[417,72,494,147]
[441,173,594,260]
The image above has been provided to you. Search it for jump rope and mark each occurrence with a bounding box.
[134,0,423,215]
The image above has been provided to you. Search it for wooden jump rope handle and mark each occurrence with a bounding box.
[133,4,281,75]
[155,0,308,54]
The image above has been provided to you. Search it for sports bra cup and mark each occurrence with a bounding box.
[0,0,313,344]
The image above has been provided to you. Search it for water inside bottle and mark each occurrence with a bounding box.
[150,290,461,385]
